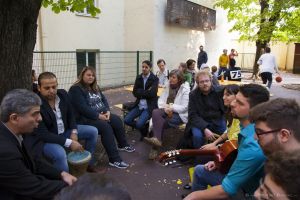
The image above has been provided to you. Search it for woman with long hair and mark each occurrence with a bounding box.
[68,66,134,169]
[144,69,190,159]
[201,84,240,150]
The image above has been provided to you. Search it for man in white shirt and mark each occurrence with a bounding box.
[257,47,279,89]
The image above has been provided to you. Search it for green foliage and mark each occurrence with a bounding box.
[214,0,300,43]
[42,0,101,16]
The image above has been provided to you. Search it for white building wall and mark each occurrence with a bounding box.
[124,0,154,51]
[37,0,125,51]
[152,0,205,71]
[35,0,296,88]
[35,0,127,89]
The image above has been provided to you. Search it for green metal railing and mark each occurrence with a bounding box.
[32,51,153,90]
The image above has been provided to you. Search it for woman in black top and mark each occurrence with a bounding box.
[69,66,134,169]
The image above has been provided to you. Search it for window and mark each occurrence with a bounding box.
[76,0,98,17]
[76,50,97,75]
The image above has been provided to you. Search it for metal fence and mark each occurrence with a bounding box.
[32,51,153,90]
[235,53,256,72]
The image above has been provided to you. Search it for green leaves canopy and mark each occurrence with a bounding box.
[42,0,101,17]
[214,0,300,43]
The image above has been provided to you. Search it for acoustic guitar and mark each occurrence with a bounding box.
[158,140,238,174]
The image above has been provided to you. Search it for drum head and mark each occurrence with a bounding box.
[67,150,91,165]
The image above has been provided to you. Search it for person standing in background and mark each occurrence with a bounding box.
[229,49,238,62]
[197,45,208,70]
[156,59,169,88]
[218,49,229,78]
[257,47,280,89]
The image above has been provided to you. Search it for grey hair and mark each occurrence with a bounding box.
[0,89,41,122]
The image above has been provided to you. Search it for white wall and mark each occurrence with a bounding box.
[35,0,295,82]
[152,0,205,71]
[124,0,154,51]
[37,0,124,51]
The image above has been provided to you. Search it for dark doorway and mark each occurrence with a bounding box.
[293,43,300,74]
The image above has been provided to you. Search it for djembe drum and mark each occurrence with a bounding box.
[67,150,91,177]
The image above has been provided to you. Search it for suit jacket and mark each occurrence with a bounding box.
[132,72,159,114]
[0,123,66,200]
[24,89,77,157]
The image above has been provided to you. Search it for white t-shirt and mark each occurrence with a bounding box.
[257,53,278,74]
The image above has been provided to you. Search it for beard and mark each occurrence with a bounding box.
[260,136,282,157]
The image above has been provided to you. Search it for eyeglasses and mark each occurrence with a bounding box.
[255,128,281,136]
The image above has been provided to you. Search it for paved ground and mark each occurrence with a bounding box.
[93,71,300,200]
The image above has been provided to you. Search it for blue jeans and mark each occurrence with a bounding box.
[43,124,98,172]
[124,106,150,129]
[192,164,225,191]
[192,119,227,148]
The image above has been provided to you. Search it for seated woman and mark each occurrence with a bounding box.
[201,84,240,150]
[144,69,190,159]
[178,62,192,85]
[68,66,134,169]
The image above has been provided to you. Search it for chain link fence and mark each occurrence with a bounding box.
[32,51,152,90]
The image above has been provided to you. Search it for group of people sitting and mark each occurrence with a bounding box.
[123,58,241,159]
[122,58,300,200]
[0,56,299,200]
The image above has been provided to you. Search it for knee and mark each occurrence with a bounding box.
[124,114,131,124]
[53,146,67,161]
[152,108,161,116]
[194,165,206,179]
[192,128,203,139]
[111,114,123,125]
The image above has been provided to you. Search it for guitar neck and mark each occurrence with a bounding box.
[178,149,218,156]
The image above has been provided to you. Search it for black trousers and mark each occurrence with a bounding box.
[85,113,129,163]
[260,72,272,88]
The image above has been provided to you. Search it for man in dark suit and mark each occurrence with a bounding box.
[0,89,76,200]
[25,72,101,173]
[124,60,159,140]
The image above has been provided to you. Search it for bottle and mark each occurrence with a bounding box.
[221,73,224,82]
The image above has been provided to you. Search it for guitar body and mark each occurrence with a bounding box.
[216,140,238,174]
[158,140,238,174]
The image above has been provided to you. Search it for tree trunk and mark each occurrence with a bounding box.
[252,41,268,78]
[251,0,269,78]
[0,0,42,101]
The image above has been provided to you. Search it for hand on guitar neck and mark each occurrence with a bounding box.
[158,140,238,174]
